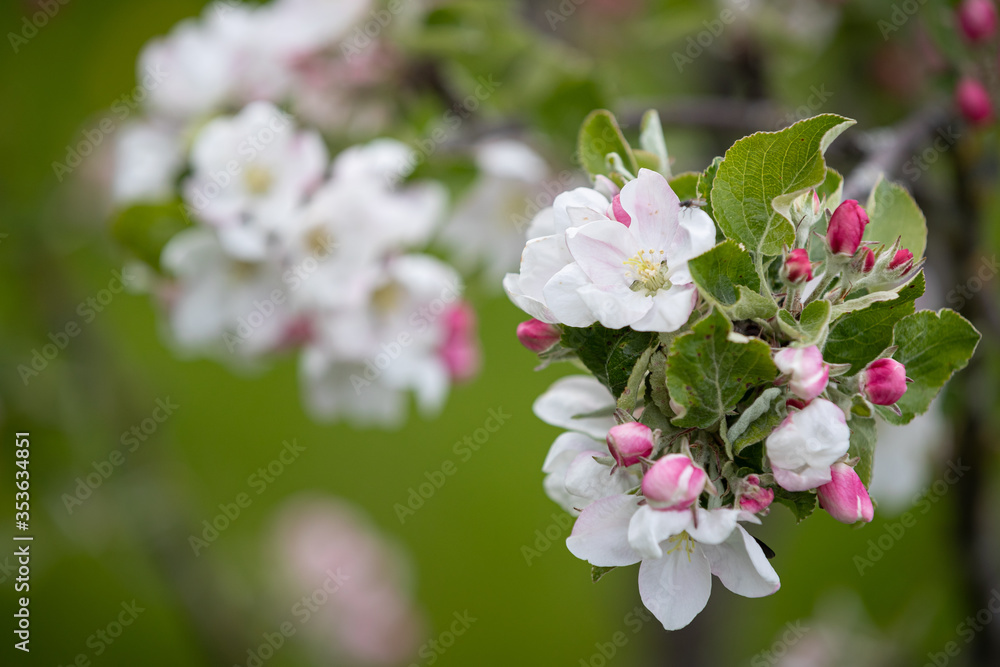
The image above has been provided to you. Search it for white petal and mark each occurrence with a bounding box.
[542,432,599,474]
[577,283,652,330]
[503,273,556,323]
[627,504,693,560]
[566,494,642,567]
[565,220,637,287]
[704,525,781,598]
[637,549,712,631]
[687,508,741,545]
[619,169,681,252]
[565,451,636,503]
[552,188,610,233]
[671,208,718,264]
[532,376,616,439]
[543,263,598,327]
[630,284,697,332]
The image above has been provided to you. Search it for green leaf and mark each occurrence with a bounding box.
[816,167,844,206]
[864,175,927,260]
[688,240,761,303]
[578,110,638,182]
[697,156,722,232]
[729,287,779,320]
[823,272,925,374]
[848,417,877,487]
[111,203,192,271]
[562,324,657,398]
[668,172,701,201]
[646,348,671,415]
[634,150,662,172]
[665,310,778,428]
[773,487,817,523]
[639,110,669,177]
[830,289,906,317]
[711,115,855,257]
[729,387,786,454]
[617,345,655,412]
[591,565,617,583]
[879,309,981,425]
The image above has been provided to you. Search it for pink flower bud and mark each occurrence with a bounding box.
[956,77,994,125]
[812,191,821,215]
[606,422,654,467]
[610,194,632,227]
[738,474,775,514]
[516,319,561,353]
[774,345,829,401]
[860,358,908,406]
[784,248,813,284]
[862,247,876,273]
[827,200,870,256]
[957,0,998,42]
[889,248,914,271]
[817,462,874,524]
[641,454,707,511]
[440,303,480,381]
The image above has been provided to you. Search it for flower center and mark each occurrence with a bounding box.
[244,165,274,195]
[665,531,696,561]
[372,282,404,313]
[624,248,671,294]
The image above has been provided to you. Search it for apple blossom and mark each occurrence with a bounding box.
[817,463,875,524]
[774,345,830,401]
[566,495,779,630]
[766,399,850,492]
[826,200,870,256]
[957,0,998,42]
[607,422,655,467]
[641,454,707,511]
[738,475,774,514]
[543,169,715,331]
[783,248,813,284]
[860,358,908,406]
[889,248,914,271]
[956,77,994,125]
[516,319,561,353]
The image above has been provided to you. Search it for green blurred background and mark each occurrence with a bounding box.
[2,0,999,665]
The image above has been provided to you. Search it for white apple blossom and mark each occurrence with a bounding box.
[160,227,297,357]
[443,140,553,284]
[111,121,185,205]
[503,186,612,323]
[566,495,780,630]
[544,169,716,331]
[765,398,851,492]
[183,101,328,260]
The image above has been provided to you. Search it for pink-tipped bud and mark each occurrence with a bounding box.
[516,318,561,353]
[862,247,876,273]
[440,303,480,382]
[957,0,998,42]
[817,462,874,524]
[956,77,994,125]
[606,422,654,467]
[860,358,908,405]
[610,194,631,227]
[889,248,914,271]
[784,248,813,284]
[774,345,830,401]
[812,191,821,215]
[641,454,707,511]
[738,474,775,514]
[827,200,870,255]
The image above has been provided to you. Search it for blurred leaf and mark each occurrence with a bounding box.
[848,416,877,487]
[773,487,817,523]
[111,203,191,271]
[730,387,785,454]
[668,172,701,201]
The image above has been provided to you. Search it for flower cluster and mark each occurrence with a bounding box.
[508,111,979,629]
[108,0,541,427]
